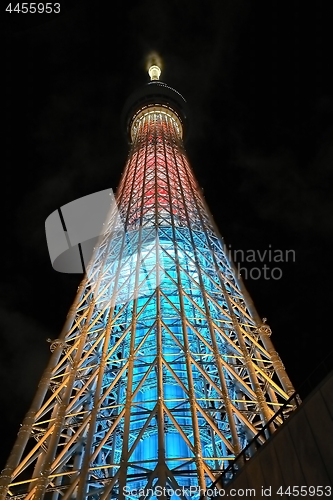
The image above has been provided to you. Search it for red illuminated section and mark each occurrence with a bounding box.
[116,108,206,230]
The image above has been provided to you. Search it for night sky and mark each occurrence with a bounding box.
[1,0,333,469]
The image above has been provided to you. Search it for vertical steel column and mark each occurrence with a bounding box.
[153,116,168,493]
[156,117,206,490]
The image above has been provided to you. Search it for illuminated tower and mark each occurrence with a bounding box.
[0,61,296,499]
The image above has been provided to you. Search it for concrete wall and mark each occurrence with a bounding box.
[219,371,333,498]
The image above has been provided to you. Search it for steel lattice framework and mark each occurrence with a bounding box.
[0,69,296,500]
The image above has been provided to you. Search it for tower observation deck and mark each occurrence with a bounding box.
[0,61,296,499]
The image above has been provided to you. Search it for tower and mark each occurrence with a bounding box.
[0,61,296,499]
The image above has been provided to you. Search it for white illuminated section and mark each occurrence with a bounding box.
[148,64,161,81]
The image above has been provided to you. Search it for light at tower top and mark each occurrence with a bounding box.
[122,56,189,142]
[148,64,162,81]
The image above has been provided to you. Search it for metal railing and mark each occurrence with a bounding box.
[201,351,333,497]
[205,391,301,494]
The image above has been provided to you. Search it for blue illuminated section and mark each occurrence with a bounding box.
[99,224,247,496]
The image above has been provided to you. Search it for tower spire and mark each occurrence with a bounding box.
[0,60,296,499]
[146,51,162,81]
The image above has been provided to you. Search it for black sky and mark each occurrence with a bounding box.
[1,0,333,469]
